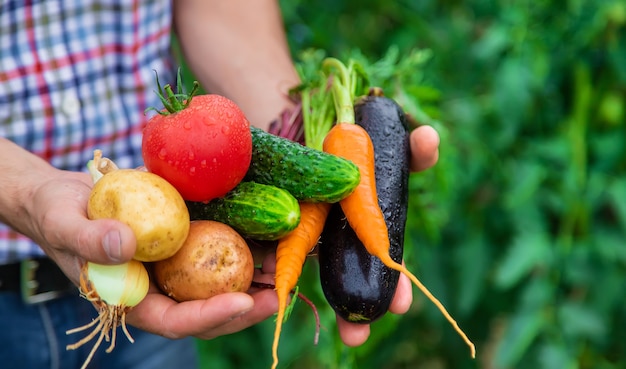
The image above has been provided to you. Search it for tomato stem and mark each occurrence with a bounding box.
[164,84,182,112]
[145,69,200,116]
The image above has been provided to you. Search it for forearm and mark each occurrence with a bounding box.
[173,0,300,129]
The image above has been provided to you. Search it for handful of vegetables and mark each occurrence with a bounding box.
[268,56,476,368]
[67,54,475,369]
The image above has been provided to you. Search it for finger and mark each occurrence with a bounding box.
[248,269,278,294]
[261,252,277,274]
[69,218,137,264]
[249,240,277,265]
[126,291,256,339]
[389,271,413,314]
[37,178,137,265]
[336,316,370,347]
[410,125,440,172]
[247,253,277,293]
[196,288,279,339]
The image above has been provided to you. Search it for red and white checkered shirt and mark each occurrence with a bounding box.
[0,0,176,263]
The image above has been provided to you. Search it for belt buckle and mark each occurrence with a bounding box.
[20,259,66,304]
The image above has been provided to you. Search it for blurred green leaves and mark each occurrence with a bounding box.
[194,0,626,368]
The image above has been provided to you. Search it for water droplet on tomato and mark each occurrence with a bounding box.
[189,167,196,176]
[221,125,230,135]
[183,121,192,130]
[158,148,167,160]
[200,159,207,168]
[188,151,195,160]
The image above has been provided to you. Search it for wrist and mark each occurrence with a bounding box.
[0,138,59,232]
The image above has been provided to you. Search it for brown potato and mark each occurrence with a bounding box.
[87,169,190,262]
[153,220,255,302]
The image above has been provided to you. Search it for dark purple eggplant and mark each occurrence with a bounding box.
[318,91,410,323]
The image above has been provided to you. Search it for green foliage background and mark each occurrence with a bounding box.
[195,1,626,368]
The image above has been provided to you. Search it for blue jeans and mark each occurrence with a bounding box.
[0,291,199,369]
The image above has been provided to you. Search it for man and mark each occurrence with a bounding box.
[0,1,439,367]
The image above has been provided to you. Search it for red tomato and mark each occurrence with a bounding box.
[142,94,252,202]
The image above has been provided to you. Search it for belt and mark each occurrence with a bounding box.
[0,258,76,304]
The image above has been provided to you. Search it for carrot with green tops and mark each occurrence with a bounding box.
[270,72,339,369]
[321,58,476,358]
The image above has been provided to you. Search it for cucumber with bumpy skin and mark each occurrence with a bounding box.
[186,181,300,241]
[244,127,360,203]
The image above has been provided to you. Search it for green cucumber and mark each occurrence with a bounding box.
[244,126,360,203]
[186,181,300,240]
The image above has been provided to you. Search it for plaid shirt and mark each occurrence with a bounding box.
[0,0,176,264]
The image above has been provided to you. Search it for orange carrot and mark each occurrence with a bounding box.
[323,123,475,357]
[269,69,341,368]
[272,201,331,369]
[322,57,476,358]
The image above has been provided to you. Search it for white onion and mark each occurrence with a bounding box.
[85,261,149,307]
[66,260,149,369]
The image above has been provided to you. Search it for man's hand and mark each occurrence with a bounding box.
[127,255,279,339]
[20,172,137,284]
[37,175,280,338]
[32,174,280,338]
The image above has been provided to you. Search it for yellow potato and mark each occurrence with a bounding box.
[88,169,190,262]
[153,220,254,302]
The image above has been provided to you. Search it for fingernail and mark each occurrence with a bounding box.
[103,230,122,262]
[229,309,252,321]
[229,302,254,320]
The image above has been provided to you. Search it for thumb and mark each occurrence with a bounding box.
[28,175,137,265]
[70,218,137,264]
